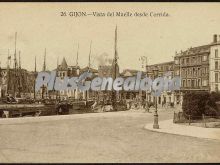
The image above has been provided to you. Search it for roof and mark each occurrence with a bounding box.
[60,57,68,69]
[176,44,211,57]
[80,66,98,74]
[121,69,145,77]
[146,61,174,67]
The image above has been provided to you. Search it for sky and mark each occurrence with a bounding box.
[0,3,220,72]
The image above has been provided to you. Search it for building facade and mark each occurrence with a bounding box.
[146,34,220,107]
[56,57,99,100]
[209,34,220,92]
[146,61,177,107]
[56,57,80,99]
[120,69,146,101]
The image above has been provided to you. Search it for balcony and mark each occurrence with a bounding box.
[180,86,209,91]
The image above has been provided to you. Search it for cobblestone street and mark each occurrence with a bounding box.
[0,109,220,163]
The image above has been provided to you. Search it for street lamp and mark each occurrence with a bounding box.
[152,66,159,129]
[145,69,150,102]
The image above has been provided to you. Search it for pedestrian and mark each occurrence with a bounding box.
[143,100,146,109]
[162,101,164,108]
[128,101,131,109]
[91,100,97,110]
[6,94,11,103]
[145,101,149,113]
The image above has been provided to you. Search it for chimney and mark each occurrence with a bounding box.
[213,34,218,43]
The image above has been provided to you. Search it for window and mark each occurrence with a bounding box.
[182,69,185,76]
[198,79,201,87]
[189,68,192,76]
[215,72,219,83]
[198,56,201,63]
[188,80,191,87]
[215,61,219,70]
[181,59,185,65]
[192,57,196,64]
[186,58,189,64]
[191,80,195,88]
[215,49,218,58]
[202,79,208,86]
[203,55,207,61]
[175,59,179,64]
[215,84,219,92]
[175,70,179,76]
[203,67,208,74]
[193,68,195,76]
[182,80,186,87]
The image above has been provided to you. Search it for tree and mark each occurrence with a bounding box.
[182,91,210,119]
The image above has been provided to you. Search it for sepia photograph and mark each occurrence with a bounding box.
[0,2,220,163]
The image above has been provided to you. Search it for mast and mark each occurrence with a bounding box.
[42,48,46,99]
[76,43,79,67]
[114,26,118,79]
[18,50,21,97]
[112,25,118,110]
[43,48,46,71]
[55,56,58,100]
[34,56,36,99]
[85,41,92,101]
[13,32,17,97]
[6,49,10,94]
[88,41,92,72]
[18,51,21,69]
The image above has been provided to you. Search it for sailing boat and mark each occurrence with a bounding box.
[0,32,75,118]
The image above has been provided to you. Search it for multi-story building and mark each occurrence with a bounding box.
[146,61,177,106]
[56,57,99,100]
[146,34,220,107]
[174,34,220,103]
[56,57,80,99]
[57,57,80,79]
[120,69,146,101]
[174,45,210,92]
[209,34,220,92]
[174,43,210,106]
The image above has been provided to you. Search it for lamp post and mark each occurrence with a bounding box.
[145,69,149,102]
[152,67,159,129]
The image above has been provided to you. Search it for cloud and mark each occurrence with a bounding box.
[94,52,113,66]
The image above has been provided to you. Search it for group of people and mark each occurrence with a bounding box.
[126,98,176,111]
[126,99,151,112]
[89,97,177,112]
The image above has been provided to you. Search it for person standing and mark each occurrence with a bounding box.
[145,101,149,113]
